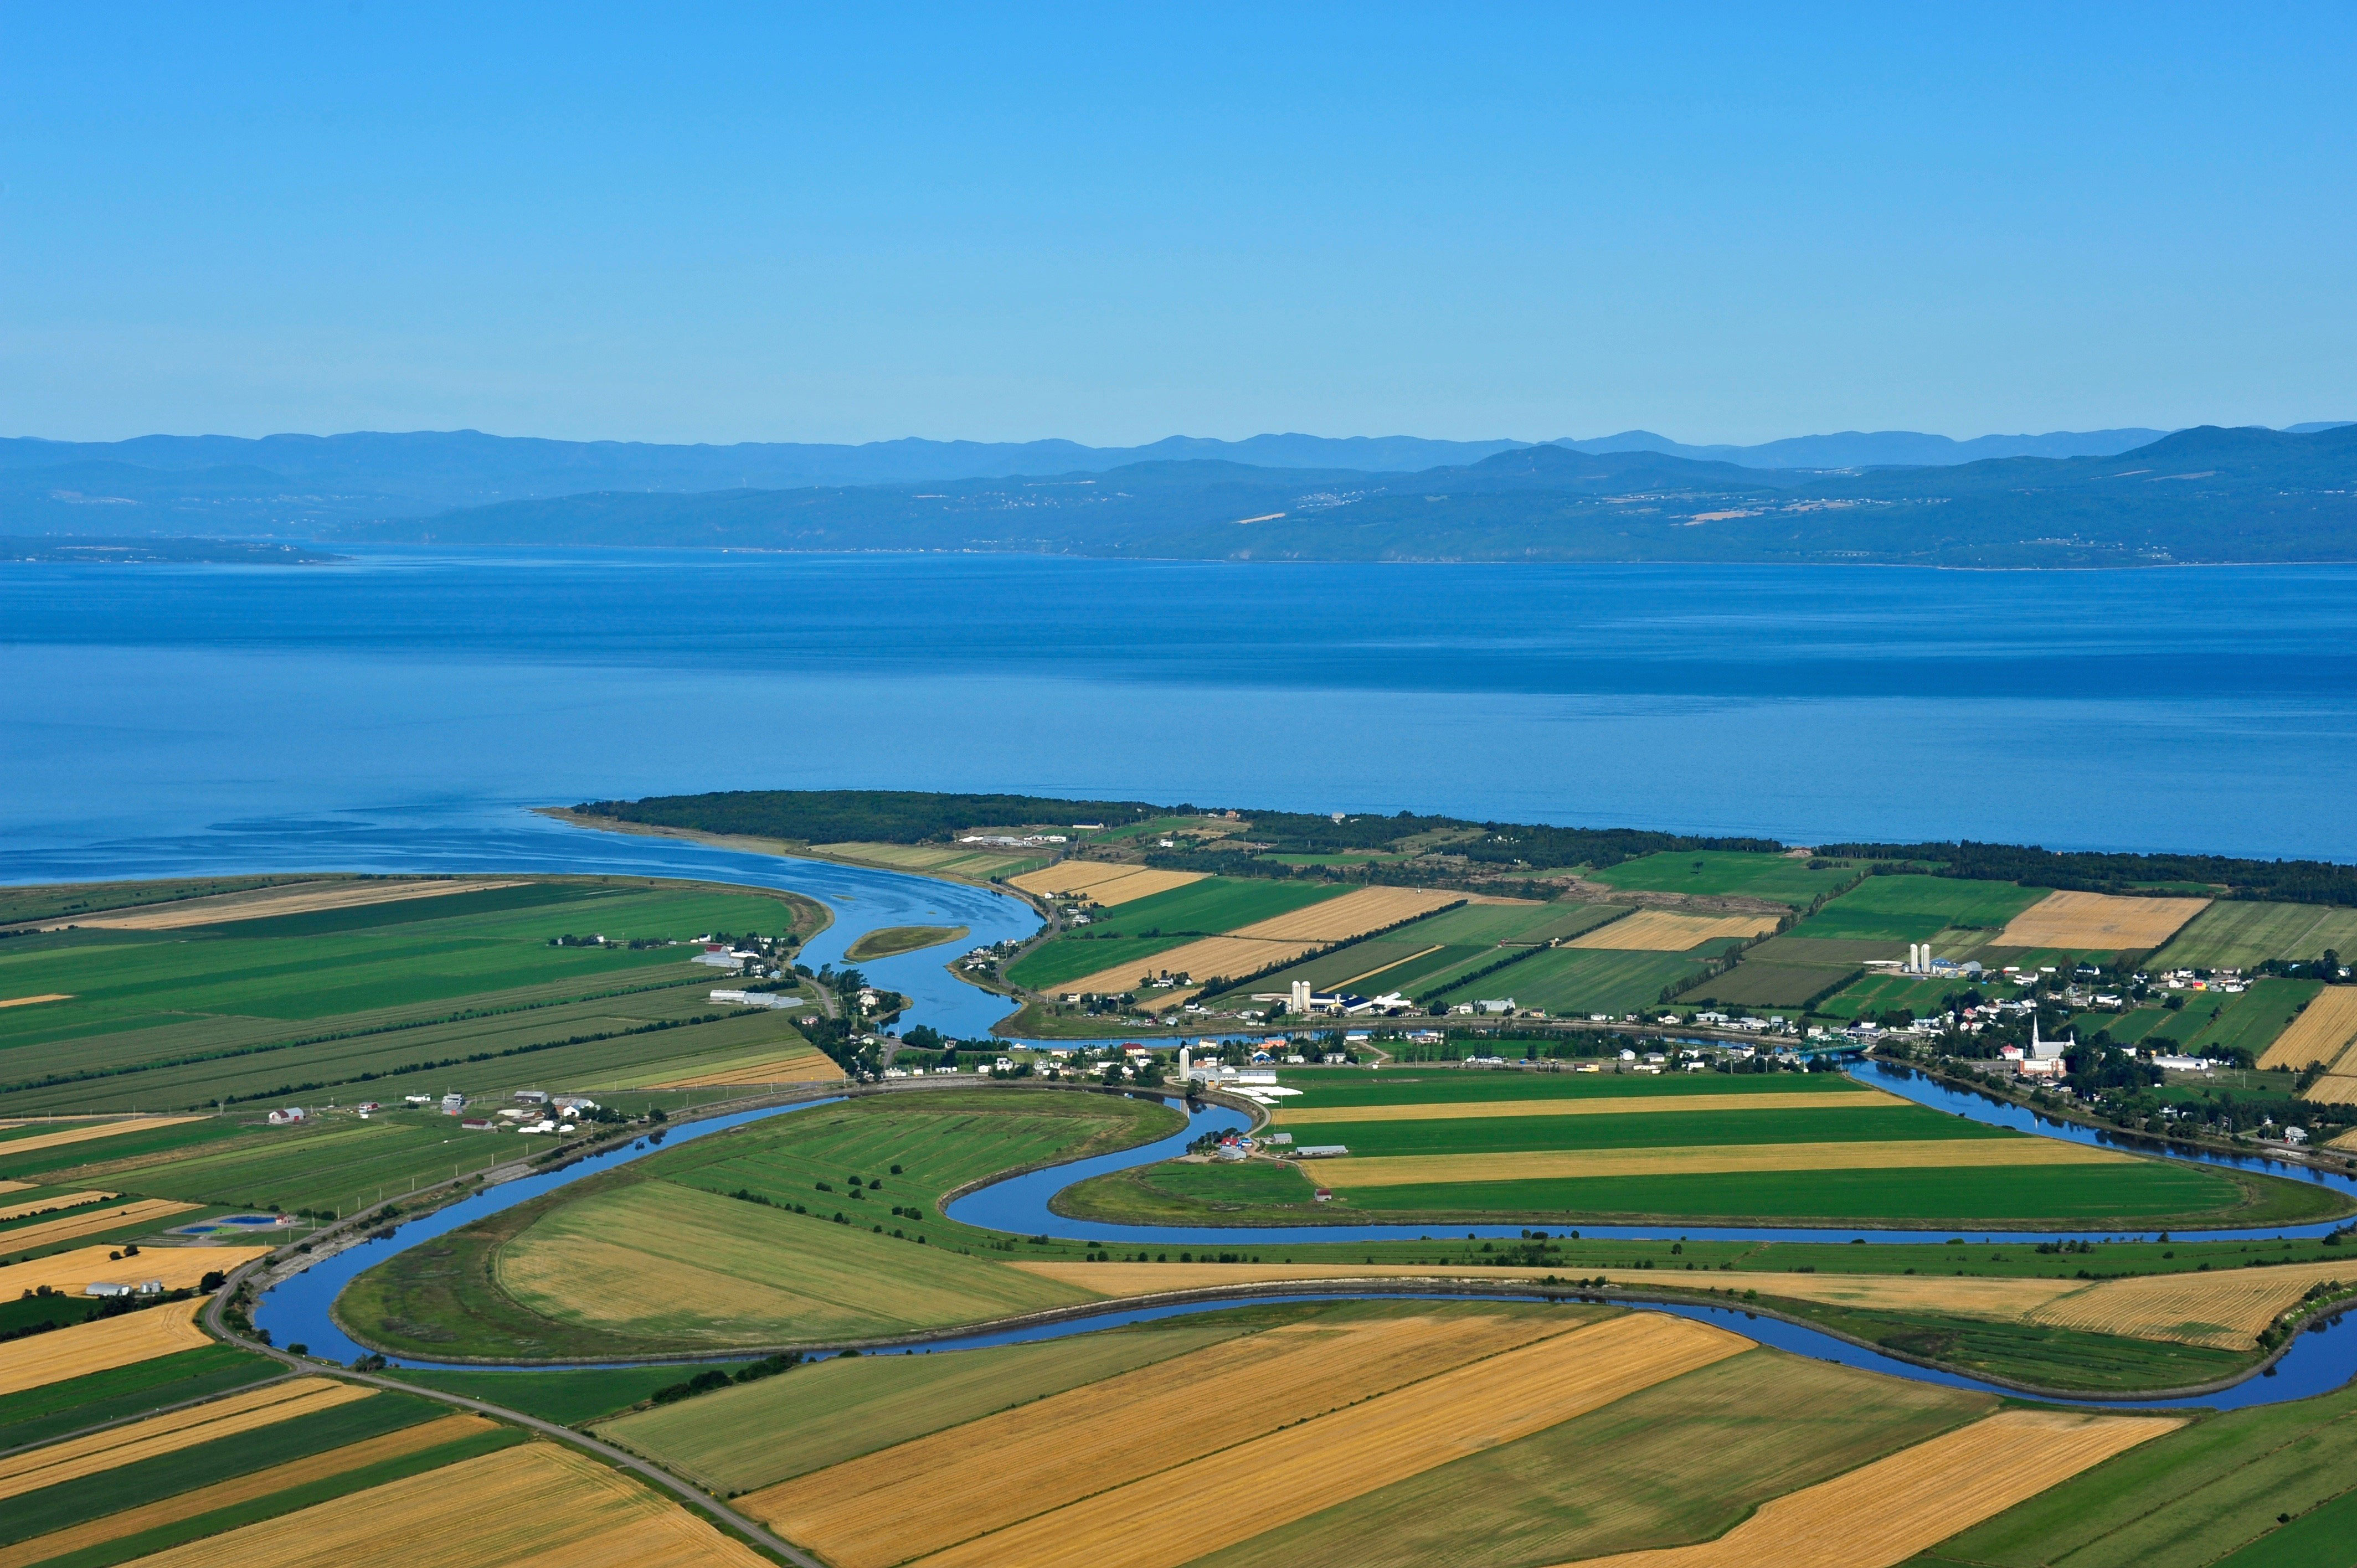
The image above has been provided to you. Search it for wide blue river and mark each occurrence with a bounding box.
[6,549,2357,858]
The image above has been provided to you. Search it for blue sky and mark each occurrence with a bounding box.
[2,3,2351,445]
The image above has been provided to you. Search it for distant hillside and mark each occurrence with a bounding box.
[0,423,2294,534]
[337,424,2357,567]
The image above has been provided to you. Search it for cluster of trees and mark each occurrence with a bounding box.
[1818,839,2357,907]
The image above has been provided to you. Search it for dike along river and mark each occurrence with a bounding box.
[258,1084,2357,1411]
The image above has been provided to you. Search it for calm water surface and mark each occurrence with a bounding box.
[5,549,2355,859]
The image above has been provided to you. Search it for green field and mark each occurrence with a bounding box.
[1910,1377,2357,1567]
[338,1089,1180,1359]
[2180,979,2320,1059]
[1428,945,1706,1014]
[1586,850,1864,906]
[1818,971,1980,1019]
[1683,959,1860,1009]
[388,1362,755,1427]
[1795,874,2048,942]
[845,923,969,962]
[1288,1103,2013,1160]
[1370,900,1610,947]
[1195,1345,1992,1568]
[0,877,825,1116]
[2152,900,2357,971]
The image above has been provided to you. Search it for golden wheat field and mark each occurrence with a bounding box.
[747,1311,1570,1568]
[1005,864,1206,903]
[1316,1136,2125,1190]
[0,1376,373,1501]
[0,996,71,1010]
[662,1050,847,1087]
[0,1242,264,1297]
[907,1312,1749,1568]
[1995,890,2209,952]
[0,1415,496,1568]
[1051,935,1315,998]
[1272,1089,1895,1127]
[2030,1258,2357,1347]
[2302,1073,2357,1105]
[1567,910,1783,951]
[58,879,523,931]
[0,1179,26,1193]
[0,1196,196,1251]
[111,1441,772,1568]
[1228,886,1460,943]
[0,1190,115,1224]
[1555,1409,2178,1568]
[0,1298,213,1396]
[2258,986,2357,1072]
[0,1118,203,1159]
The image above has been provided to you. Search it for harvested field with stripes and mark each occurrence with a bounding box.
[0,1196,195,1250]
[49,878,524,931]
[1315,1136,2128,1189]
[655,1049,846,1087]
[110,1440,773,1568]
[1227,886,1459,943]
[2027,1258,2357,1347]
[2257,986,2357,1072]
[1272,1089,1904,1127]
[0,1189,114,1224]
[1566,910,1781,951]
[0,1375,369,1500]
[1994,889,2209,952]
[747,1308,1582,1568]
[903,1313,1748,1568]
[0,1298,212,1395]
[0,1118,203,1159]
[1051,935,1315,1000]
[1005,864,1206,905]
[0,1413,495,1568]
[1558,1409,2176,1567]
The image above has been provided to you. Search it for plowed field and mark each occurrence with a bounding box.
[907,1312,1748,1568]
[1995,891,2209,952]
[0,1298,213,1395]
[1566,911,1781,951]
[109,1440,771,1568]
[1553,1409,2176,1567]
[1318,1136,2126,1189]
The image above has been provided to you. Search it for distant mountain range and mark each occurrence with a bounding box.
[2,421,2352,566]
